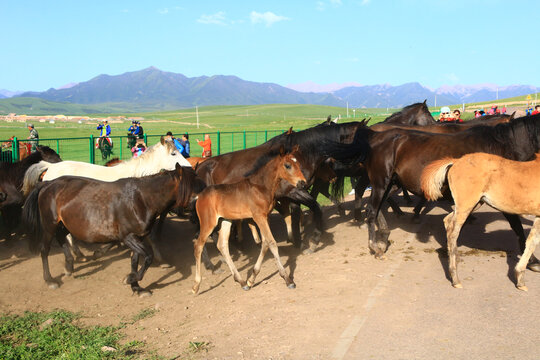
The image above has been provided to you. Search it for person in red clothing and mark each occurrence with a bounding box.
[197,134,212,157]
[452,109,464,123]
[532,105,540,115]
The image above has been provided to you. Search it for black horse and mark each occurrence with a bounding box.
[22,164,205,296]
[0,146,62,241]
[334,114,540,271]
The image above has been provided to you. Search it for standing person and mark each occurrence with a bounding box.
[501,104,507,114]
[532,105,540,115]
[127,121,137,148]
[180,133,190,158]
[136,121,144,139]
[197,134,212,158]
[27,124,39,152]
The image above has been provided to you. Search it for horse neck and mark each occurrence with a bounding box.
[247,156,285,196]
[138,175,178,212]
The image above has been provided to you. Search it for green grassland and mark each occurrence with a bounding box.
[0,104,390,163]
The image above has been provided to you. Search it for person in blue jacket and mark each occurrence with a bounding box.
[165,131,185,155]
[97,120,111,137]
[179,133,190,158]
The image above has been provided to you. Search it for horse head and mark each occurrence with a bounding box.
[173,163,206,208]
[141,137,191,171]
[36,146,62,163]
[278,145,307,189]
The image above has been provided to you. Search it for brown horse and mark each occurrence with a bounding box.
[421,152,540,291]
[192,146,307,294]
[1,140,32,161]
[22,164,205,296]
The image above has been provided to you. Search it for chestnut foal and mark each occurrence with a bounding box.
[192,146,306,294]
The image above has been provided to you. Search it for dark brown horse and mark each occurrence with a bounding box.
[379,100,436,126]
[341,114,540,271]
[193,146,306,294]
[22,164,205,296]
[0,146,62,240]
[370,113,512,133]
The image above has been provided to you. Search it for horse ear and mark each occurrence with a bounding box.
[279,145,286,157]
[326,115,332,124]
[175,162,182,174]
[423,99,427,105]
[509,111,516,121]
[160,136,165,145]
[286,127,293,135]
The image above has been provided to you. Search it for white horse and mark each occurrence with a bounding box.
[23,137,191,195]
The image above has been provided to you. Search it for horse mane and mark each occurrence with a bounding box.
[466,114,540,159]
[0,146,60,190]
[243,148,282,177]
[461,113,511,125]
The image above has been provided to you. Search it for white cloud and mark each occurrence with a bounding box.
[316,1,325,11]
[361,0,371,5]
[157,8,169,15]
[250,11,289,27]
[197,11,228,25]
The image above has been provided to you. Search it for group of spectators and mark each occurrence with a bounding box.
[437,107,464,122]
[526,105,540,116]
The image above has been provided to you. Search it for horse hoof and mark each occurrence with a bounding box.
[76,256,90,263]
[242,285,251,291]
[526,262,540,272]
[138,290,152,298]
[212,268,225,275]
[376,254,387,261]
[192,284,200,295]
[64,271,72,277]
[302,248,314,255]
[47,282,59,290]
[516,285,528,292]
[159,263,172,269]
[452,283,463,289]
[288,283,296,289]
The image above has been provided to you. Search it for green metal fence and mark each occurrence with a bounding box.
[0,129,287,164]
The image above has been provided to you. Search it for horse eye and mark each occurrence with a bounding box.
[285,163,291,170]
[171,151,177,156]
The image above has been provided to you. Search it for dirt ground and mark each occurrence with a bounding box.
[1,193,540,360]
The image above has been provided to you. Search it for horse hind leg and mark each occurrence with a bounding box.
[443,209,470,289]
[192,216,217,294]
[40,233,59,289]
[247,240,269,288]
[56,230,74,276]
[515,218,540,291]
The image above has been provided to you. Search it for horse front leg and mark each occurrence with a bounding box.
[353,173,370,222]
[254,215,295,289]
[192,217,216,295]
[215,221,249,290]
[123,234,153,297]
[515,218,540,291]
[502,212,540,272]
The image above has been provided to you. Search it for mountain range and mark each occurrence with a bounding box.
[1,67,538,113]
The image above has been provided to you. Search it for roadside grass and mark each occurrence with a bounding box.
[0,310,143,359]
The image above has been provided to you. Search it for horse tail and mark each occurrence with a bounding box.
[421,158,455,201]
[330,174,345,201]
[22,161,50,196]
[22,183,45,254]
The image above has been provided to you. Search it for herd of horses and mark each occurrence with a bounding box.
[2,101,540,296]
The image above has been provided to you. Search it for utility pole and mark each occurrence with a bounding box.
[346,102,349,118]
[196,106,199,129]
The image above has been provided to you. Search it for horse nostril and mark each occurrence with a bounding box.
[297,180,306,189]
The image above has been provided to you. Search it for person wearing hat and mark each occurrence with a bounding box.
[438,106,452,122]
[96,120,112,147]
[26,124,39,152]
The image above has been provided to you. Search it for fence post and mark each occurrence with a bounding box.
[243,130,246,149]
[265,130,268,142]
[12,137,19,162]
[119,136,123,159]
[89,135,95,164]
[231,133,234,152]
[217,131,220,155]
[56,139,60,155]
[144,133,148,145]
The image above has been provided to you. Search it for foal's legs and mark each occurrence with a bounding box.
[502,212,540,272]
[247,241,269,288]
[444,205,473,288]
[253,215,295,289]
[515,217,540,291]
[215,221,249,290]
[192,216,217,294]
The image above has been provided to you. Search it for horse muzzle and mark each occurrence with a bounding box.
[296,180,307,190]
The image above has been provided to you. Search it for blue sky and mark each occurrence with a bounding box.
[1,0,537,91]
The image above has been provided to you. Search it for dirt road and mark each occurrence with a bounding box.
[0,195,539,359]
